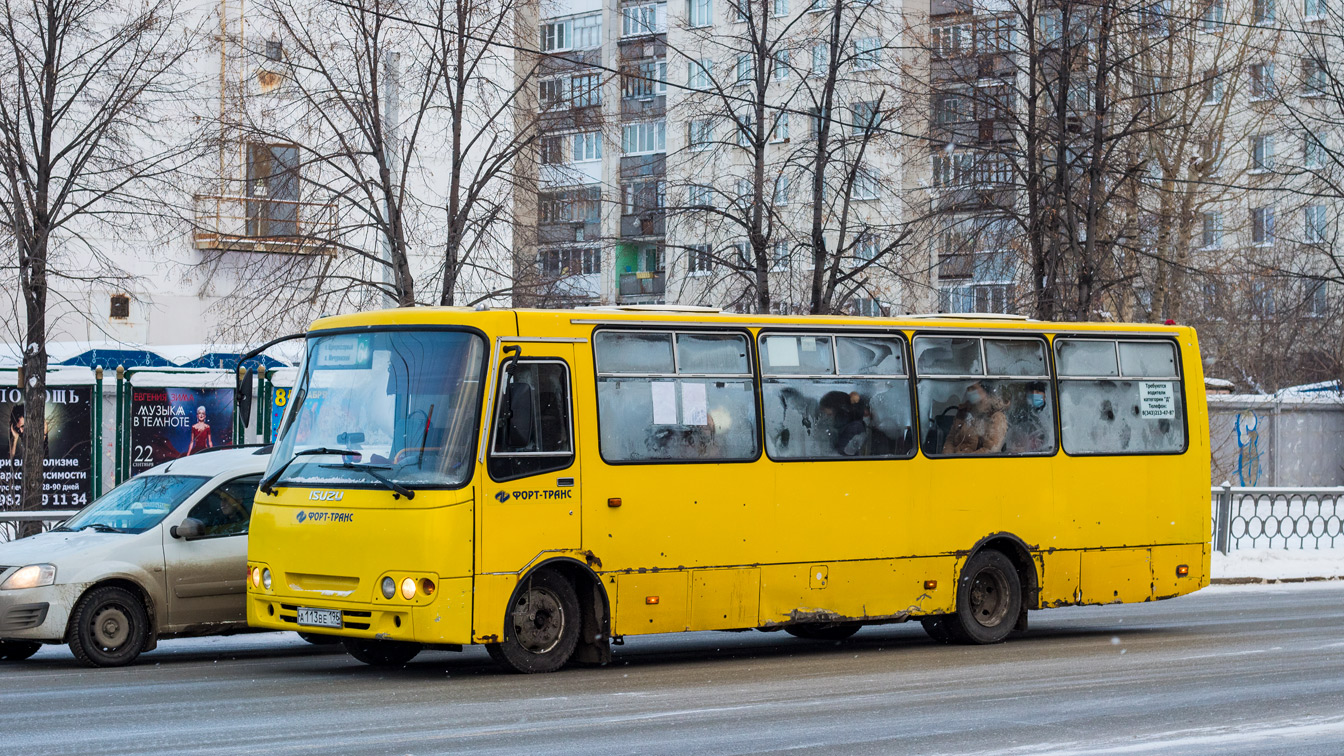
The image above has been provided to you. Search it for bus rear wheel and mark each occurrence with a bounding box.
[343,639,422,667]
[784,622,862,641]
[486,570,580,674]
[950,550,1022,645]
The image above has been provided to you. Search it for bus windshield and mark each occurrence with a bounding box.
[266,330,486,489]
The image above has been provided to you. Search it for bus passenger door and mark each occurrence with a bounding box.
[481,347,581,574]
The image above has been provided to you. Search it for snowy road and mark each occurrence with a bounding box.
[4,582,1343,755]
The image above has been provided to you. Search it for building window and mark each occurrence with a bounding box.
[853,37,880,70]
[1201,69,1223,104]
[246,143,300,237]
[855,233,879,261]
[737,112,754,147]
[264,39,284,61]
[1305,132,1326,168]
[771,112,790,142]
[572,13,602,48]
[624,58,667,99]
[572,131,602,162]
[1303,59,1327,96]
[1251,135,1275,171]
[1202,0,1224,30]
[1250,62,1275,100]
[729,0,747,22]
[774,50,790,81]
[539,77,566,109]
[1252,0,1274,24]
[773,173,790,205]
[1307,281,1328,317]
[540,135,564,164]
[688,184,714,208]
[853,167,879,200]
[736,54,753,84]
[543,247,600,276]
[621,2,667,36]
[811,42,829,75]
[932,23,969,58]
[541,20,570,51]
[1252,206,1275,245]
[773,0,788,15]
[1305,0,1324,17]
[934,93,966,124]
[771,241,790,270]
[571,73,602,108]
[688,59,712,89]
[623,179,666,214]
[1202,211,1223,248]
[688,119,715,151]
[622,120,667,155]
[851,100,881,134]
[109,294,130,319]
[687,244,714,274]
[976,16,1014,53]
[539,187,601,224]
[688,0,712,27]
[1305,204,1329,242]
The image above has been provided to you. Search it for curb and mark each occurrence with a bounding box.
[1211,575,1344,585]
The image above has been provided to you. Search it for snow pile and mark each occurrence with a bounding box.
[1212,548,1344,582]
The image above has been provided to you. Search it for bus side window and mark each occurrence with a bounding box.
[595,330,758,463]
[1056,338,1185,455]
[488,361,574,481]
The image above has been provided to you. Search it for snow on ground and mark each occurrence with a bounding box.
[1212,548,1344,582]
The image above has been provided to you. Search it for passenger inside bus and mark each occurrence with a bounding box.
[941,380,1008,455]
[1004,381,1054,454]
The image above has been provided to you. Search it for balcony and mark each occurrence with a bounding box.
[618,270,665,302]
[193,194,336,254]
[620,213,665,238]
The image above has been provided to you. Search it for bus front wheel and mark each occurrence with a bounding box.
[343,639,422,666]
[950,550,1022,645]
[486,570,580,674]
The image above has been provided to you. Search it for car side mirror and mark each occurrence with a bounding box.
[171,518,205,541]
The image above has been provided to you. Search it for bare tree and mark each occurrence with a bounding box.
[0,0,196,522]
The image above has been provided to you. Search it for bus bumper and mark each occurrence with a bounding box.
[246,576,474,645]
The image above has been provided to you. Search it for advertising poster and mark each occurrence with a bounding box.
[269,385,290,443]
[130,387,234,475]
[0,385,94,508]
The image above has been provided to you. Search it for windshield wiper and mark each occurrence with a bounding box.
[259,447,361,495]
[82,523,129,533]
[318,461,415,500]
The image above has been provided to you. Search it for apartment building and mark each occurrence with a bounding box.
[522,0,932,314]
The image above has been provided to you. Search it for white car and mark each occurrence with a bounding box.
[0,446,271,666]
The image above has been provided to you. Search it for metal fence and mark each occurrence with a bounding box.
[1212,486,1344,553]
[0,511,80,544]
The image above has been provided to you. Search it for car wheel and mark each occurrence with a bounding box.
[0,640,42,661]
[485,569,580,674]
[342,639,422,667]
[68,586,150,667]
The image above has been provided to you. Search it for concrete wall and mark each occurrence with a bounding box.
[1209,394,1344,487]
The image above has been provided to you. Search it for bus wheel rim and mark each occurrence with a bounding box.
[511,587,565,654]
[969,568,1010,628]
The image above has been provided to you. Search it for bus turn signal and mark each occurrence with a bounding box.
[1176,564,1189,577]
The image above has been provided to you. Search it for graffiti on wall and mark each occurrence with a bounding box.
[1235,411,1263,486]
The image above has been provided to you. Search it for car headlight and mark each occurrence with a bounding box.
[1,564,57,591]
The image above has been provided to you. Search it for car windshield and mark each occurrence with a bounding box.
[59,475,211,534]
[266,330,486,489]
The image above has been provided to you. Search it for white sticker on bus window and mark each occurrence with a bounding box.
[1139,381,1175,419]
[682,382,707,425]
[651,382,677,424]
[767,337,800,368]
[801,336,817,352]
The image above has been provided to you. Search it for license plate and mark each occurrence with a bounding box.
[296,607,342,629]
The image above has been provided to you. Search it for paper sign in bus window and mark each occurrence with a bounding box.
[767,337,800,368]
[681,382,708,425]
[651,381,677,424]
[1140,382,1175,418]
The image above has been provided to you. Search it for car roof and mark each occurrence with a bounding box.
[140,445,271,478]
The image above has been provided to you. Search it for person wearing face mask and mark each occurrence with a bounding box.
[942,380,1008,455]
[1006,381,1053,453]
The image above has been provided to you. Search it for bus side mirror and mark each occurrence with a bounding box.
[237,367,254,428]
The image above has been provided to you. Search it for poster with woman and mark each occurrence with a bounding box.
[129,387,234,475]
[0,386,94,509]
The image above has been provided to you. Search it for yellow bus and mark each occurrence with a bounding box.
[246,307,1210,671]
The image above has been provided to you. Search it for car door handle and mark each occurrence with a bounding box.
[557,478,574,487]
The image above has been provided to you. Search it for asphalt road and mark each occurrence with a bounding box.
[4,582,1343,756]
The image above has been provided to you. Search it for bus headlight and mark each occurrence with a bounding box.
[400,577,416,600]
[261,569,272,591]
[381,576,396,599]
[1,564,56,590]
